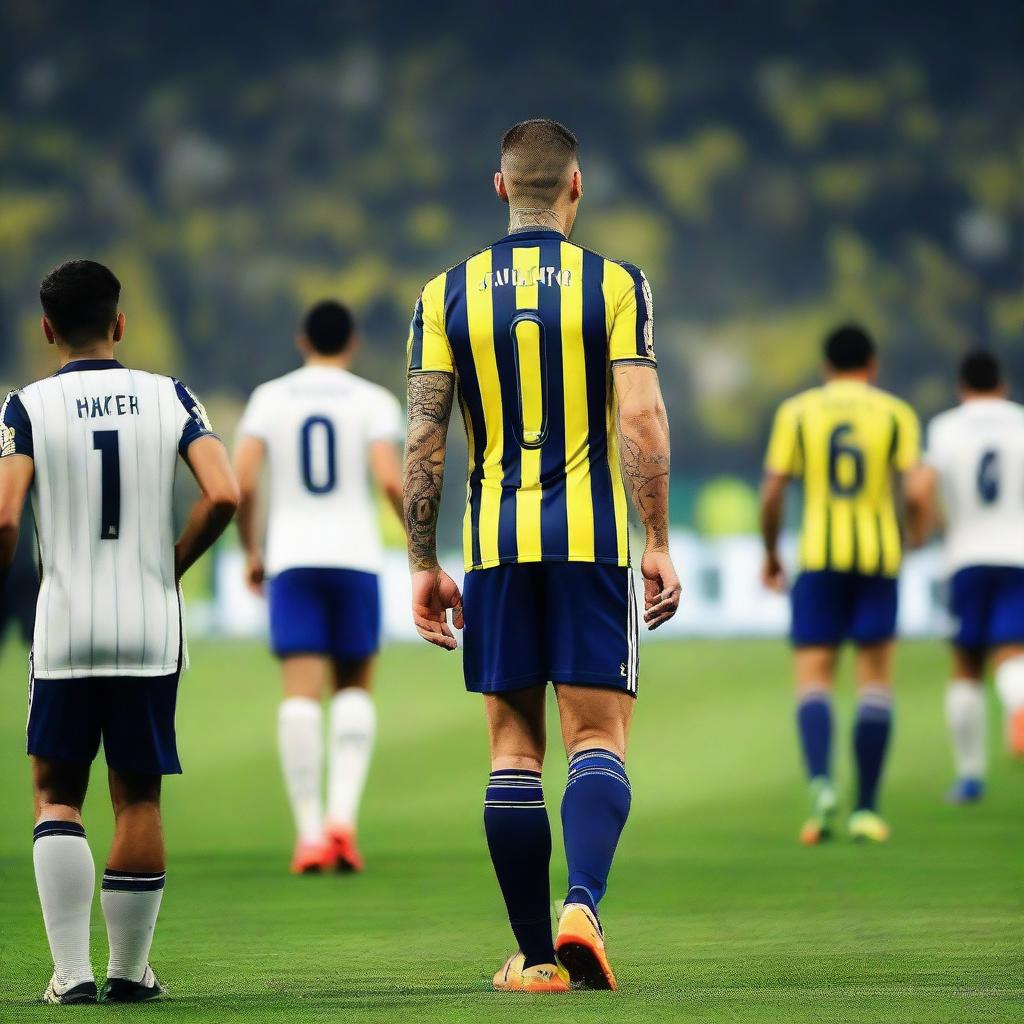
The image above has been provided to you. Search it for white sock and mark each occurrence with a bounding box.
[101,869,165,982]
[278,697,324,843]
[32,820,95,986]
[995,655,1024,713]
[945,680,986,779]
[326,688,377,832]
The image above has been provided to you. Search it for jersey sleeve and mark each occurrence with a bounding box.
[922,416,947,470]
[891,400,922,472]
[366,389,404,444]
[173,379,217,456]
[1,391,33,459]
[764,398,803,476]
[407,274,454,375]
[237,385,273,444]
[608,261,656,365]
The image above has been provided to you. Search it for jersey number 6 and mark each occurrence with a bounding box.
[828,423,864,497]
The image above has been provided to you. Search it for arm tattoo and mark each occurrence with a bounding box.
[616,372,671,551]
[404,371,455,571]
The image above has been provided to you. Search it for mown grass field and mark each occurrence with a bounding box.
[0,636,1021,1022]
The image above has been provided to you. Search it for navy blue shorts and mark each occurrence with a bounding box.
[27,672,182,775]
[462,562,638,695]
[791,570,898,648]
[949,565,1024,650]
[268,567,380,660]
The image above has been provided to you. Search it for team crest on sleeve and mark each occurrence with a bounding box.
[183,384,213,431]
[640,272,654,357]
[0,423,14,457]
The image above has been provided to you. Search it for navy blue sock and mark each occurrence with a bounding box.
[483,769,554,968]
[797,689,833,780]
[854,687,893,811]
[561,749,631,915]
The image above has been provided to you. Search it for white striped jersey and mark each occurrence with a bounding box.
[924,397,1024,573]
[237,365,402,576]
[0,358,216,679]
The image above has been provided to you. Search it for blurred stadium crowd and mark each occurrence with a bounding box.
[1,1,1021,553]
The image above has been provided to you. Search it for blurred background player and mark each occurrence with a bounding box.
[0,260,238,1004]
[234,300,404,874]
[403,119,680,993]
[909,351,1024,803]
[0,501,37,649]
[760,325,925,844]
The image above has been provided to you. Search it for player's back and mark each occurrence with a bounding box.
[8,359,212,678]
[926,398,1024,570]
[239,365,401,576]
[766,379,920,576]
[408,227,655,571]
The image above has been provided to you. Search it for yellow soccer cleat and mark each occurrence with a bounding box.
[492,952,569,993]
[848,809,891,843]
[555,903,617,991]
[799,777,838,846]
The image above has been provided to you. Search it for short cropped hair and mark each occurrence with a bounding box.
[39,260,121,345]
[303,300,354,355]
[499,119,578,206]
[824,324,875,371]
[959,350,1002,392]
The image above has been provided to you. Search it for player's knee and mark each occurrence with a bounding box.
[110,770,162,815]
[565,727,626,762]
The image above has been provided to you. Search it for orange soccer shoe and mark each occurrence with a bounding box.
[325,824,364,873]
[492,953,569,993]
[289,839,333,875]
[1008,707,1024,758]
[555,902,617,991]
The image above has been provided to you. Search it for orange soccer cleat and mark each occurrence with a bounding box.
[492,953,569,993]
[1008,707,1024,758]
[289,839,333,875]
[555,902,617,991]
[324,824,364,873]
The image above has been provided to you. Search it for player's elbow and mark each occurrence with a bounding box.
[209,479,241,518]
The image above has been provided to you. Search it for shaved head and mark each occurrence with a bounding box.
[499,119,579,207]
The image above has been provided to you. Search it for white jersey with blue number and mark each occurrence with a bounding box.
[0,359,216,679]
[925,397,1024,573]
[238,365,403,576]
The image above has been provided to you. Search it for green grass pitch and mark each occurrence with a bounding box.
[0,636,1021,1022]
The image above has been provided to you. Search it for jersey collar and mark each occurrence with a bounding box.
[55,359,125,375]
[496,228,567,244]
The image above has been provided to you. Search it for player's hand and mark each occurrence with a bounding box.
[245,554,265,596]
[410,566,464,651]
[762,551,785,592]
[641,548,681,630]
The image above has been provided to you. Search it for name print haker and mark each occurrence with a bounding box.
[75,393,141,419]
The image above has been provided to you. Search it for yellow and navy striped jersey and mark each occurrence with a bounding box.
[765,380,921,577]
[407,228,655,572]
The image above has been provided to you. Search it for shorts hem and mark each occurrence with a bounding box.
[792,633,896,649]
[273,646,379,661]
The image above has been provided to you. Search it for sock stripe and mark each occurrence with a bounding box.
[33,820,85,842]
[484,800,547,809]
[568,748,623,769]
[102,870,166,893]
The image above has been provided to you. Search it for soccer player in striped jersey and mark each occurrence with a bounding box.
[0,261,238,1004]
[760,325,925,845]
[908,352,1024,801]
[403,119,680,992]
[234,301,404,874]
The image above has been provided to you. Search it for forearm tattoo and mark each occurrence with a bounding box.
[617,391,671,551]
[404,371,455,571]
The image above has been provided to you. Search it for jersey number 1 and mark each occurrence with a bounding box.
[92,430,121,540]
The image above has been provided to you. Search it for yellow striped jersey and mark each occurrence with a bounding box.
[765,380,921,577]
[407,228,656,572]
